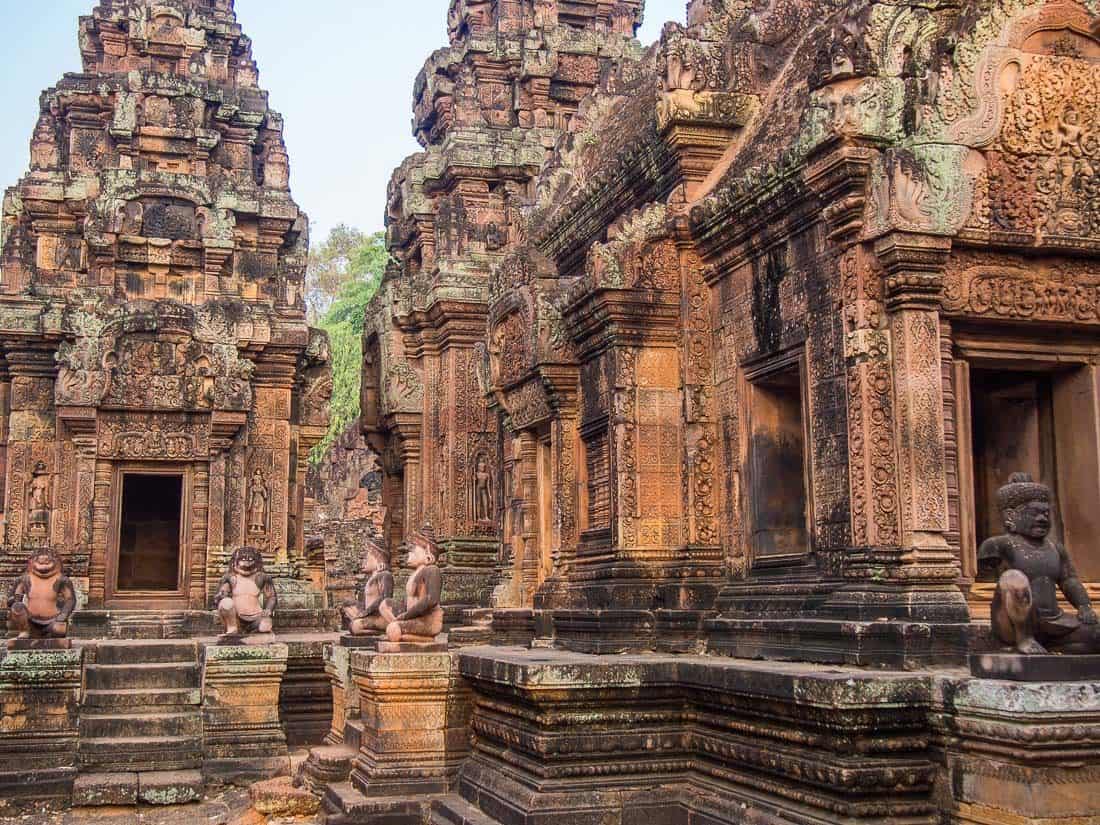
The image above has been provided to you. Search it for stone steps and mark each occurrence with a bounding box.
[85,661,201,691]
[321,782,430,825]
[431,796,502,825]
[84,687,202,708]
[93,640,200,665]
[73,770,203,807]
[78,641,205,799]
[80,710,202,739]
[78,735,203,772]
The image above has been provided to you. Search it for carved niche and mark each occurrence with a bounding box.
[489,310,531,389]
[471,450,495,525]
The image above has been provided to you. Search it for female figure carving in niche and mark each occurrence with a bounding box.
[248,469,268,535]
[27,463,51,539]
[474,453,494,523]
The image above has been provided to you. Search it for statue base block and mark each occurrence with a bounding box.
[339,634,381,649]
[377,640,447,653]
[216,632,276,646]
[970,652,1100,681]
[201,643,290,783]
[6,637,72,651]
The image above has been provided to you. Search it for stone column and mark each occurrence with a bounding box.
[829,233,967,624]
[0,361,9,519]
[348,650,471,797]
[517,431,539,603]
[2,347,59,555]
[201,643,290,783]
[392,414,423,547]
[0,648,83,802]
[324,641,355,746]
[56,408,97,599]
[252,355,297,564]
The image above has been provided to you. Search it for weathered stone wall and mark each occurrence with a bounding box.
[306,422,385,608]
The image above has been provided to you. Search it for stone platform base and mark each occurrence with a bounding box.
[707,616,970,669]
[68,609,339,640]
[338,634,381,649]
[377,640,448,653]
[423,646,1100,825]
[970,652,1100,681]
[73,770,203,807]
[6,637,72,651]
[0,636,337,810]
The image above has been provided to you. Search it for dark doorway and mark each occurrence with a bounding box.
[969,368,1060,559]
[117,474,184,592]
[749,361,810,561]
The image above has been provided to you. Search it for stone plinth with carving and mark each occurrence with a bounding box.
[348,650,470,798]
[0,649,83,801]
[201,643,290,782]
[934,676,1100,825]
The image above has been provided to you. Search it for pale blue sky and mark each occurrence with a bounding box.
[0,1,685,240]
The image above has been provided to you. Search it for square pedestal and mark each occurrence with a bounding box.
[970,652,1100,681]
[0,648,83,801]
[202,643,290,783]
[936,675,1100,824]
[348,650,471,798]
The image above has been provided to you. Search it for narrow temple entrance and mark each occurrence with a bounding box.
[747,358,810,564]
[969,369,1061,552]
[957,350,1100,586]
[116,473,184,593]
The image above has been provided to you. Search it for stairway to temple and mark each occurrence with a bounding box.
[430,796,502,825]
[75,640,204,806]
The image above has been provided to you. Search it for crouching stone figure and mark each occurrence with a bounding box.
[215,546,277,638]
[7,548,76,648]
[980,473,1100,655]
[343,535,394,636]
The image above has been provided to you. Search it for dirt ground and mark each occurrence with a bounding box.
[0,786,293,825]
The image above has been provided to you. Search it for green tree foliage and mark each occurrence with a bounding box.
[306,224,369,323]
[309,228,389,462]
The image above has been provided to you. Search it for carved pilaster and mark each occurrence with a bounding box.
[391,413,423,546]
[517,431,539,603]
[877,232,957,582]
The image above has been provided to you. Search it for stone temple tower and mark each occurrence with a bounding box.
[359,0,647,619]
[0,0,330,627]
